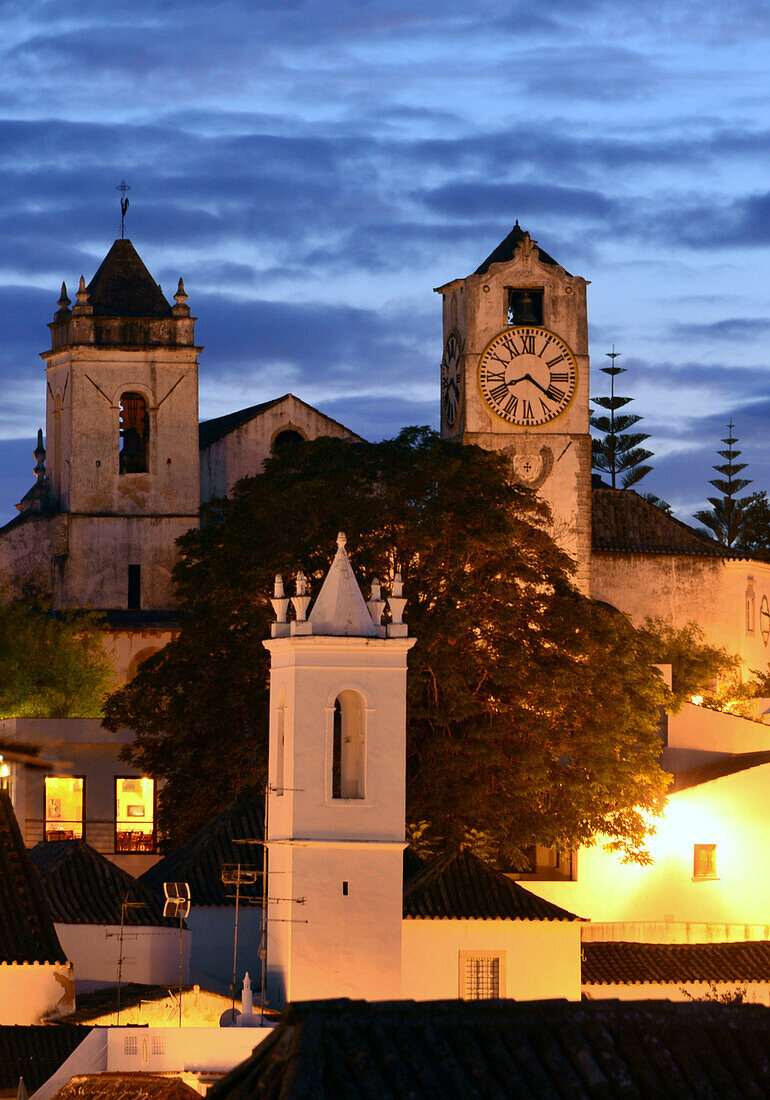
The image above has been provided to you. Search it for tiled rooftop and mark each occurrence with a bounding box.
[29,840,176,927]
[140,793,264,907]
[0,1025,86,1094]
[473,222,562,275]
[198,397,283,449]
[0,792,66,964]
[403,848,582,921]
[592,486,728,556]
[85,239,172,318]
[206,996,770,1099]
[52,1074,202,1099]
[583,940,770,985]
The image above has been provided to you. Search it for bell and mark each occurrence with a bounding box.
[515,290,539,325]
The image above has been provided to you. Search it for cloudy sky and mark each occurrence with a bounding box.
[0,0,769,524]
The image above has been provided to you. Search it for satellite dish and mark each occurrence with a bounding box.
[219,1007,241,1028]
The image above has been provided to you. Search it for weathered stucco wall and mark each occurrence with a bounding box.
[200,394,358,502]
[0,512,65,599]
[592,552,770,671]
[401,918,582,1002]
[58,923,190,992]
[0,961,74,1023]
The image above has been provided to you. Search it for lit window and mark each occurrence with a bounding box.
[115,777,155,852]
[459,951,505,1000]
[693,843,717,879]
[45,777,84,841]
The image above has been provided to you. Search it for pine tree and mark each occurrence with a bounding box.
[591,347,653,489]
[693,422,752,548]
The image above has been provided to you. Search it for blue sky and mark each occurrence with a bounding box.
[1,0,769,525]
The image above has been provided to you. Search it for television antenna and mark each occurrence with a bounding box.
[221,863,260,1021]
[163,882,191,1027]
[108,895,147,1023]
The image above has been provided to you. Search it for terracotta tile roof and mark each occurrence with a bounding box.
[583,940,770,985]
[592,486,728,556]
[473,222,564,276]
[402,847,582,921]
[52,1074,201,1099]
[206,996,770,1099]
[668,750,770,793]
[86,239,172,318]
[0,792,66,963]
[29,841,176,927]
[140,793,264,907]
[0,1025,86,1094]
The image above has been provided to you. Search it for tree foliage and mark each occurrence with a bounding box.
[105,429,678,863]
[0,600,112,718]
[635,618,740,710]
[591,350,653,489]
[694,423,752,548]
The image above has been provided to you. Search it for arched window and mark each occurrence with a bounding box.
[275,693,286,797]
[332,691,365,800]
[273,429,304,450]
[119,392,148,474]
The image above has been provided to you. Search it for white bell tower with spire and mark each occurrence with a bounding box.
[264,533,415,1006]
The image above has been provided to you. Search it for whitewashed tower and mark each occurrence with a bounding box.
[264,534,415,1006]
[435,223,592,591]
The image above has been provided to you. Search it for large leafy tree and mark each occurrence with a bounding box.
[694,422,752,548]
[0,600,112,718]
[591,347,653,488]
[104,429,674,863]
[735,491,770,560]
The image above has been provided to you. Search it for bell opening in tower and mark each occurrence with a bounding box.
[507,287,543,326]
[119,391,149,474]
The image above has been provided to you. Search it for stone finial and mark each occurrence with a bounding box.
[366,576,386,626]
[173,277,191,316]
[72,275,93,316]
[387,571,408,637]
[291,571,312,630]
[337,532,347,548]
[58,282,70,310]
[33,429,46,480]
[270,573,291,636]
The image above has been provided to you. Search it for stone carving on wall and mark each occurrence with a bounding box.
[507,444,554,491]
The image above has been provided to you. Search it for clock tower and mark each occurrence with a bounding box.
[436,223,591,591]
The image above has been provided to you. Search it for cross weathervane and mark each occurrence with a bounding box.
[116,180,131,238]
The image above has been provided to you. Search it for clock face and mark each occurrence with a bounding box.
[478,326,577,427]
[440,331,463,430]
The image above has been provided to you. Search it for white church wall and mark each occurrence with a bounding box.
[200,394,358,502]
[0,961,74,1024]
[666,702,770,771]
[57,922,190,992]
[401,918,581,1002]
[592,553,770,674]
[527,764,770,927]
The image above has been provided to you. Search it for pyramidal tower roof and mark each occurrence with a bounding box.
[86,238,172,318]
[473,221,564,276]
[308,533,378,637]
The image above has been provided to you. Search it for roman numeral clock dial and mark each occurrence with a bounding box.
[440,331,463,430]
[478,326,577,427]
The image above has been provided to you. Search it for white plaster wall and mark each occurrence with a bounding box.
[57,923,190,991]
[527,764,770,926]
[592,554,770,673]
[200,394,358,502]
[0,961,74,1023]
[401,919,582,1002]
[267,843,403,1005]
[666,702,770,771]
[187,905,263,995]
[584,981,770,1005]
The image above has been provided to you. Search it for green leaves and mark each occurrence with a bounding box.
[105,429,672,862]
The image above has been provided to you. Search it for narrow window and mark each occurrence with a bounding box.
[275,699,285,797]
[746,586,755,633]
[507,287,543,326]
[115,777,155,853]
[342,881,349,896]
[119,392,148,474]
[331,691,365,799]
[128,564,141,610]
[693,843,717,879]
[45,776,84,841]
[459,952,505,1000]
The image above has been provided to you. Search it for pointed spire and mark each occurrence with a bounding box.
[307,533,380,637]
[173,277,190,316]
[54,281,71,322]
[366,577,386,627]
[33,430,46,480]
[270,574,291,637]
[72,275,93,316]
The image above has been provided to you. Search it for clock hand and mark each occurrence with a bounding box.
[509,373,550,396]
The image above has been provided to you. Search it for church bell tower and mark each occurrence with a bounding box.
[435,223,592,591]
[42,238,201,611]
[264,534,415,1006]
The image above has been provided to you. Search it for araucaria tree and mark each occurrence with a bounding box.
[591,347,653,488]
[104,429,675,864]
[694,422,752,548]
